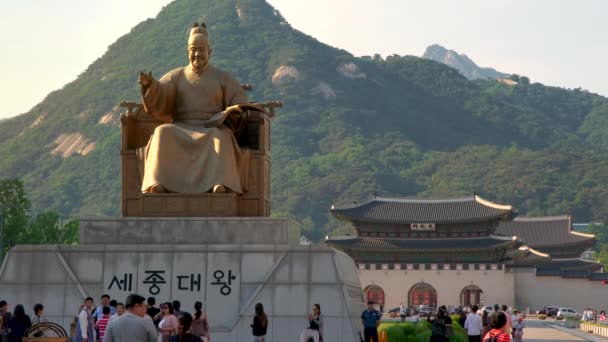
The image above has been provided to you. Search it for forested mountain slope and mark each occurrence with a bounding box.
[1,0,607,240]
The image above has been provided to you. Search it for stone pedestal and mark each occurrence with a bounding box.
[0,218,365,341]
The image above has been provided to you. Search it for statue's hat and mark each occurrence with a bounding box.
[188,22,209,46]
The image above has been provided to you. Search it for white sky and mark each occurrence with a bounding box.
[1,0,606,119]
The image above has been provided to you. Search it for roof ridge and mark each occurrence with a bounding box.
[514,215,570,222]
[474,195,513,210]
[570,230,595,238]
[518,245,550,258]
[374,195,475,203]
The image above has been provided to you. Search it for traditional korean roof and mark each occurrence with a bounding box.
[536,258,603,272]
[505,246,551,267]
[495,216,595,250]
[535,258,604,279]
[325,234,520,252]
[330,195,514,224]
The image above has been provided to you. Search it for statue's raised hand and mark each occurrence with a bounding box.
[138,71,153,90]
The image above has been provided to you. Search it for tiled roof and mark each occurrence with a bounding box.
[325,235,519,251]
[536,258,603,278]
[495,216,594,248]
[331,195,514,224]
[536,258,603,272]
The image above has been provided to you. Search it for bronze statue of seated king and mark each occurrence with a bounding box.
[119,23,280,217]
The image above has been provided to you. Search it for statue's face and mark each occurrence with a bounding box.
[188,42,211,70]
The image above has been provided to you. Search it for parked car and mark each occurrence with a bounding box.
[557,308,579,318]
[481,306,495,314]
[417,305,434,317]
[537,306,559,316]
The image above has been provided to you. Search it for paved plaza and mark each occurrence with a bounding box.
[522,318,604,342]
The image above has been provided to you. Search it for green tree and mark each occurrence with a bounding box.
[0,178,31,256]
[1,178,79,258]
[596,244,608,269]
[21,212,79,245]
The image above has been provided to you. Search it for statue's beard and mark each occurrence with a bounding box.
[190,58,207,73]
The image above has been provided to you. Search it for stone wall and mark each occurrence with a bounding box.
[0,242,365,341]
[513,268,608,313]
[358,266,515,309]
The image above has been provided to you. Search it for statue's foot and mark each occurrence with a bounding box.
[212,185,227,193]
[149,184,167,193]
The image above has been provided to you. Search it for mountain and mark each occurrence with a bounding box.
[423,44,509,80]
[1,0,608,241]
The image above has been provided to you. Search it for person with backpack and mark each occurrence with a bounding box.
[483,312,511,342]
[428,309,448,342]
[191,302,210,342]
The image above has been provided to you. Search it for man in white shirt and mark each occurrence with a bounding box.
[74,297,95,342]
[464,305,483,342]
[103,294,157,342]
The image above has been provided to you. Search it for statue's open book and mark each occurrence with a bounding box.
[204,103,267,127]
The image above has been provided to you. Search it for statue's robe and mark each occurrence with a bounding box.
[138,64,249,193]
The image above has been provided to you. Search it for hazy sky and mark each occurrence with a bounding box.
[1,0,606,119]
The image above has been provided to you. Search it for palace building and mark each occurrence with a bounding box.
[326,195,608,312]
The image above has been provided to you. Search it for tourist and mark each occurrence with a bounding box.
[482,312,510,342]
[158,302,178,342]
[511,316,524,342]
[103,293,157,342]
[510,310,518,339]
[94,295,116,321]
[441,306,454,339]
[458,310,467,329]
[599,310,606,321]
[191,301,210,342]
[300,304,323,342]
[0,300,12,334]
[111,303,125,321]
[31,303,45,337]
[7,304,32,342]
[169,312,199,342]
[429,309,447,342]
[481,310,491,337]
[74,297,95,342]
[147,297,160,321]
[399,303,407,322]
[464,305,483,342]
[31,303,44,325]
[96,307,111,342]
[251,303,268,342]
[361,301,381,342]
[500,305,511,335]
[172,301,182,317]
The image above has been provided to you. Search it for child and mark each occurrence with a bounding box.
[512,316,525,342]
[95,306,111,342]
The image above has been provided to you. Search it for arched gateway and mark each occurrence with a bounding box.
[408,282,437,308]
[364,285,385,308]
[461,285,483,306]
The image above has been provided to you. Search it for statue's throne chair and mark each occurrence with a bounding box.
[119,86,280,217]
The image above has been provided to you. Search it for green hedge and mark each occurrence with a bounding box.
[379,320,467,342]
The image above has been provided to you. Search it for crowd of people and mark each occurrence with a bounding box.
[0,294,330,342]
[582,308,607,322]
[359,301,526,342]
